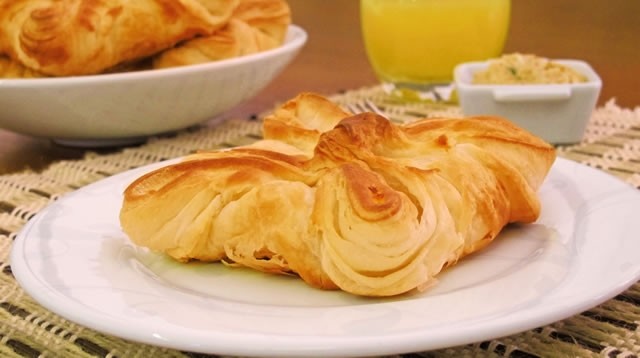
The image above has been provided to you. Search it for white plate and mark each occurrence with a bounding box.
[0,26,306,146]
[11,158,640,357]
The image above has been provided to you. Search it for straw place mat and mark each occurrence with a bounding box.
[1,85,639,358]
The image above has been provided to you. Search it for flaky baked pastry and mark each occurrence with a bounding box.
[153,0,290,68]
[0,55,44,78]
[120,93,556,297]
[233,0,290,44]
[0,0,237,76]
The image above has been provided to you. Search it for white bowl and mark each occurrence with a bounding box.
[0,25,307,147]
[454,59,601,144]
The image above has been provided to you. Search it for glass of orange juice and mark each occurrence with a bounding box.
[361,0,511,99]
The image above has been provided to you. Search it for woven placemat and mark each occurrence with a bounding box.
[1,85,639,358]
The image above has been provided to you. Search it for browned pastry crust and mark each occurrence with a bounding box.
[0,0,237,76]
[261,92,352,155]
[120,93,556,297]
[232,0,290,44]
[0,54,44,78]
[152,18,264,67]
[152,0,290,68]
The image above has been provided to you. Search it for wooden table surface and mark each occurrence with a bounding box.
[1,0,639,175]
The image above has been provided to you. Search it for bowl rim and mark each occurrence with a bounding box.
[0,24,307,88]
[454,58,602,89]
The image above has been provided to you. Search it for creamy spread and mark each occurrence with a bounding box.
[472,53,588,84]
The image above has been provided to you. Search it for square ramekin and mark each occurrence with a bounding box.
[454,59,602,144]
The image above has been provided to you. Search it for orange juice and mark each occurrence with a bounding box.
[361,0,510,86]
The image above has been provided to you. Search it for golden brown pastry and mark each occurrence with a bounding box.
[261,92,352,155]
[153,0,290,68]
[232,0,290,45]
[120,93,556,297]
[0,55,45,78]
[0,0,237,76]
[152,18,263,67]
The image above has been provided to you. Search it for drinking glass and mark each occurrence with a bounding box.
[360,0,511,100]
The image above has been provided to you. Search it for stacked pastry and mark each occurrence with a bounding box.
[0,0,290,78]
[120,93,557,297]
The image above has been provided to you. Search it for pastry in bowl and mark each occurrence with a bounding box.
[0,0,290,77]
[119,93,556,297]
[153,0,291,68]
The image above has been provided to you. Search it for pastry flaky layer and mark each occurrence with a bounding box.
[120,93,557,297]
[0,0,290,77]
[153,0,291,68]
